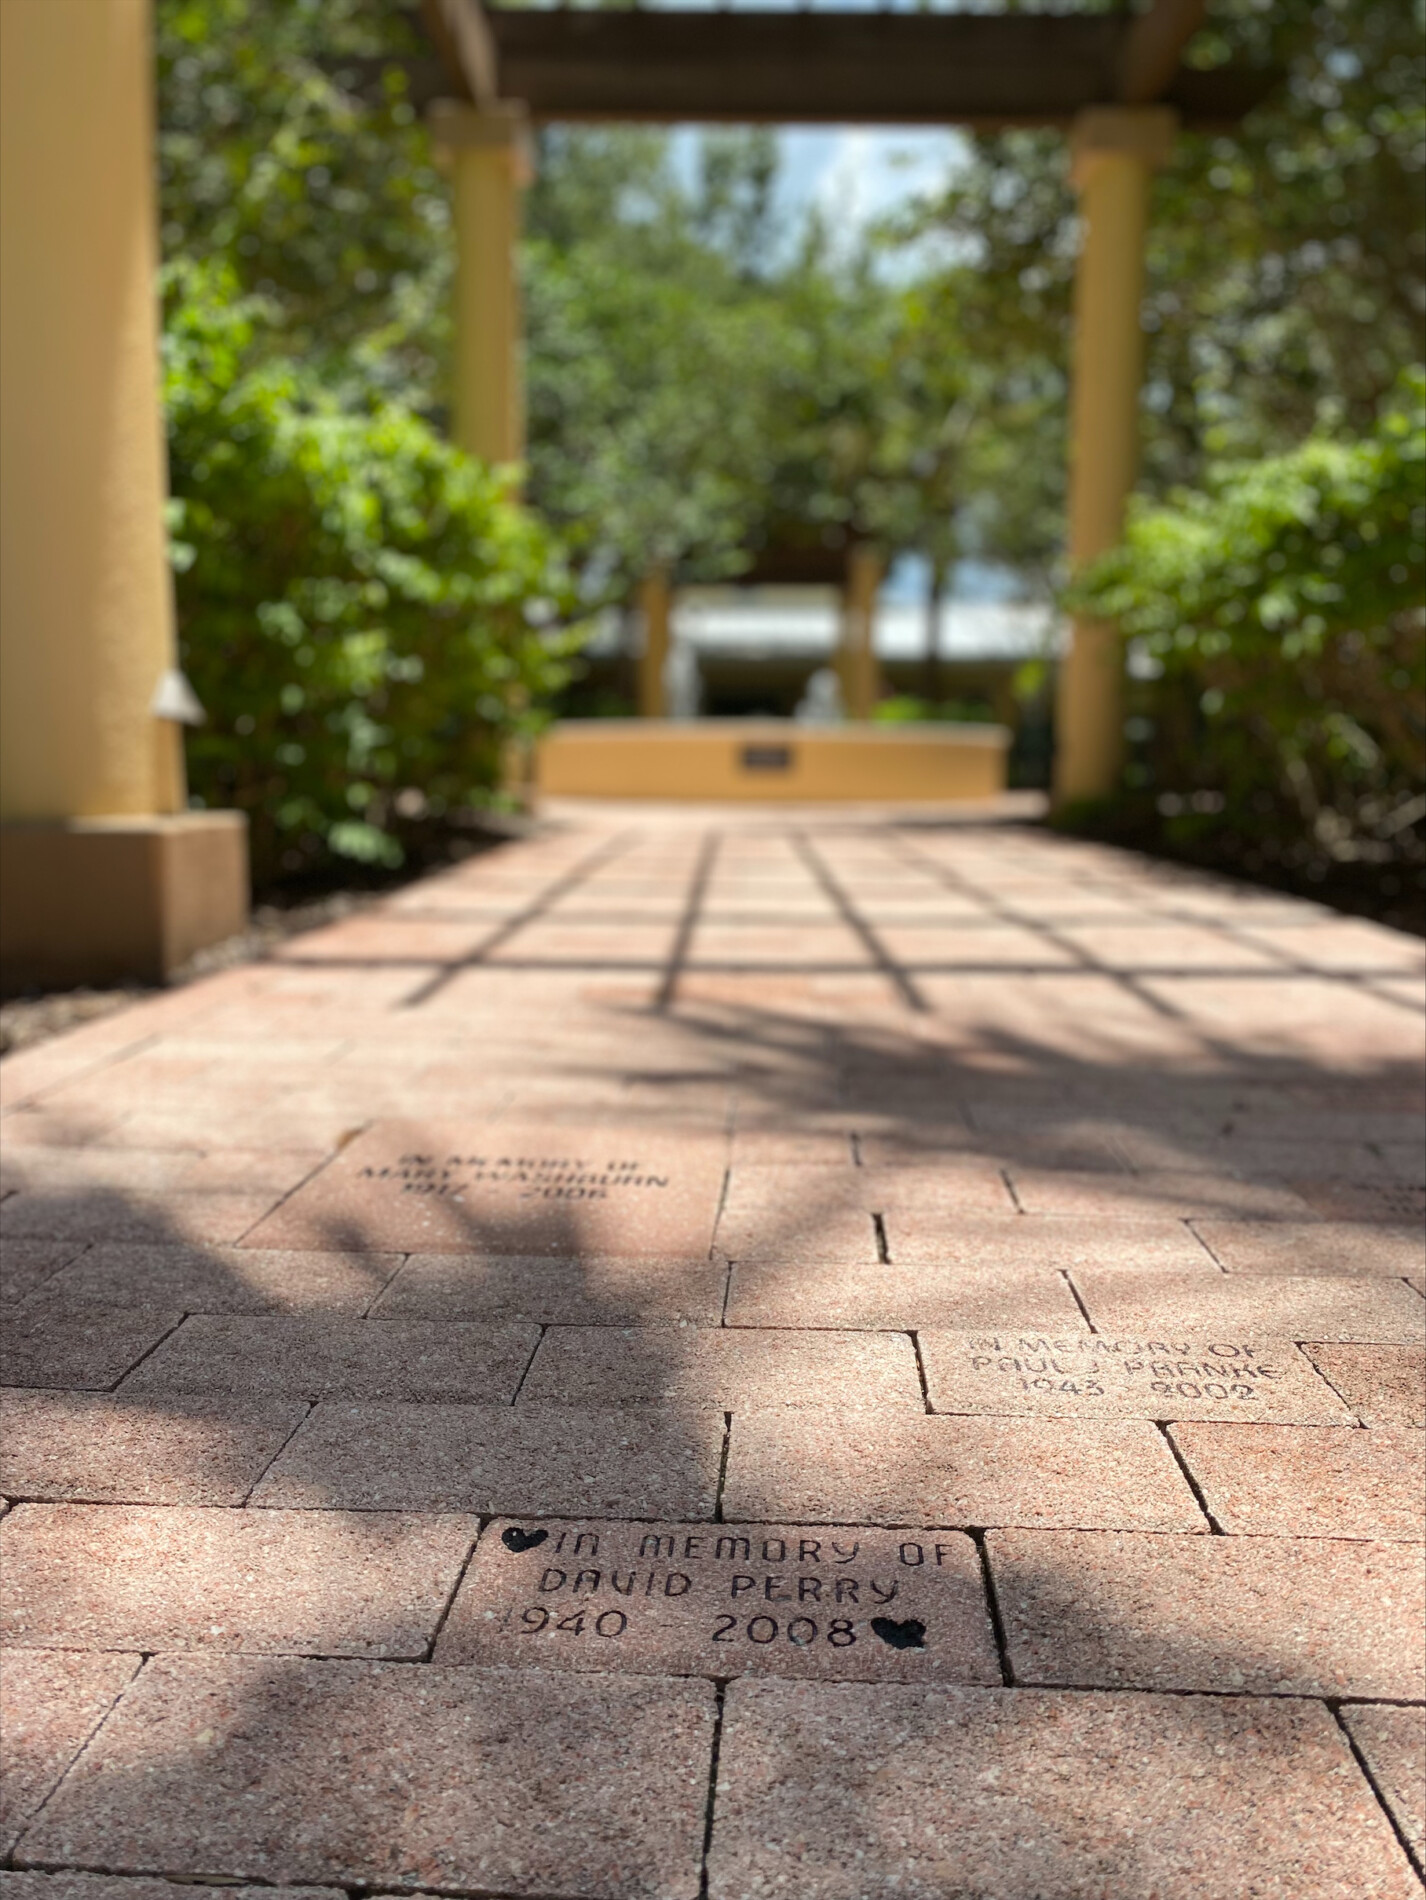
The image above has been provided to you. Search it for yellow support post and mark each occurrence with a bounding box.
[637,568,673,719]
[429,100,531,466]
[1054,106,1176,806]
[839,544,883,722]
[0,0,248,985]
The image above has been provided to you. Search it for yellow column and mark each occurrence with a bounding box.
[0,0,248,984]
[429,100,530,465]
[1054,106,1176,805]
[839,544,883,721]
[1,0,183,820]
[637,568,672,719]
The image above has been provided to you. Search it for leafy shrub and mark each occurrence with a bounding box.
[164,261,583,884]
[1072,369,1425,898]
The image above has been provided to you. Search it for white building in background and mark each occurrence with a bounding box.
[671,586,1066,668]
[581,586,1066,671]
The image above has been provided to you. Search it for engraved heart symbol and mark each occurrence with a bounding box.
[871,1616,926,1651]
[501,1526,549,1554]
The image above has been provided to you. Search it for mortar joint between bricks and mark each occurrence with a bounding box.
[1329,1701,1426,1882]
[240,1396,316,1505]
[109,1309,190,1392]
[713,1410,733,1522]
[1061,1270,1098,1332]
[969,1529,1014,1686]
[697,1679,730,1900]
[1155,1421,1226,1534]
[909,1330,933,1413]
[423,1530,483,1661]
[509,1324,546,1404]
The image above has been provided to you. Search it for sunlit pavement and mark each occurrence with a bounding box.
[2,800,1423,1896]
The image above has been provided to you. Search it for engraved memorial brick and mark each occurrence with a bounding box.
[919,1329,1356,1422]
[437,1518,999,1683]
[245,1121,729,1258]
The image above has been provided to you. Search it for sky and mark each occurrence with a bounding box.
[775,126,965,234]
[667,123,967,256]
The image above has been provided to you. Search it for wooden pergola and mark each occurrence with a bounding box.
[0,0,1276,983]
[414,0,1274,789]
[415,1,1273,128]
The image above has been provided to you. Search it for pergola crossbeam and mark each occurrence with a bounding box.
[412,2,1274,129]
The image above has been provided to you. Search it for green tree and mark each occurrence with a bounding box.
[524,128,792,594]
[897,0,1426,508]
[157,0,448,397]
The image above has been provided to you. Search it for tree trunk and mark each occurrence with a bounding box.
[922,558,948,707]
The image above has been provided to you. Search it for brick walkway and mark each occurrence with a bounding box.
[2,805,1423,1898]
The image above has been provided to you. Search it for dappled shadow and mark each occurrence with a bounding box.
[2,807,1422,1888]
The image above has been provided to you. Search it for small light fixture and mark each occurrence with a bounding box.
[150,668,207,726]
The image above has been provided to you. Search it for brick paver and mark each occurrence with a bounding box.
[517,1323,923,1408]
[1193,1220,1425,1276]
[726,1257,1086,1329]
[35,1244,403,1313]
[123,1314,540,1401]
[722,1411,1206,1531]
[0,1877,335,1900]
[1342,1705,1426,1872]
[1071,1268,1426,1342]
[0,1649,141,1854]
[0,1504,477,1658]
[374,1250,727,1323]
[3,805,1421,1894]
[1304,1341,1426,1426]
[706,1682,1421,1899]
[0,1390,307,1505]
[988,1528,1424,1697]
[20,1655,714,1896]
[1,1306,183,1389]
[250,1401,726,1517]
[1168,1422,1426,1539]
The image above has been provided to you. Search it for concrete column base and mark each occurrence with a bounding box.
[1,811,249,989]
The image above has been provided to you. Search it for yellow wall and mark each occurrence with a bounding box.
[0,0,183,819]
[536,721,1009,802]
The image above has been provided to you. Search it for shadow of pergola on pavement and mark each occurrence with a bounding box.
[1,807,1422,1895]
